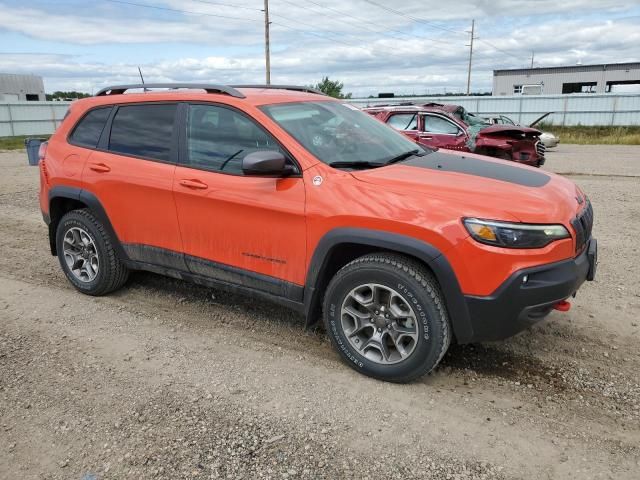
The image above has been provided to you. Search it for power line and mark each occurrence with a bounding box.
[360,0,467,35]
[103,0,367,50]
[274,0,460,46]
[279,0,412,40]
[104,0,259,22]
[188,0,263,12]
[477,39,525,62]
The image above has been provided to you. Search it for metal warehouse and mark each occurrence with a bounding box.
[493,62,640,96]
[0,73,46,102]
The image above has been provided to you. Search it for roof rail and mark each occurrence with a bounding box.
[231,84,326,96]
[95,83,246,98]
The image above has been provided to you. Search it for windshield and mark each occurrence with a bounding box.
[259,101,428,167]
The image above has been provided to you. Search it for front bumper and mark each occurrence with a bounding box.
[462,238,597,342]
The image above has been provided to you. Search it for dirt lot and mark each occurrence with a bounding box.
[1,144,639,479]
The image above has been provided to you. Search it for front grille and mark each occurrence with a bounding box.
[571,199,593,253]
[535,140,546,158]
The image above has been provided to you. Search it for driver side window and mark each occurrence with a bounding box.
[423,115,461,135]
[187,104,283,175]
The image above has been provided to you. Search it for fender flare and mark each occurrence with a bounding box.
[303,227,474,343]
[48,186,130,263]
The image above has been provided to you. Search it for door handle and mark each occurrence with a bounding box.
[89,162,111,173]
[179,179,208,190]
[419,135,433,140]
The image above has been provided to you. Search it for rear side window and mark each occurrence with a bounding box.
[108,104,177,162]
[69,107,111,148]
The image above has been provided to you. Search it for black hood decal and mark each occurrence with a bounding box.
[404,151,550,187]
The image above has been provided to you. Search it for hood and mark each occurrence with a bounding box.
[351,150,583,224]
[529,111,553,128]
[479,125,541,137]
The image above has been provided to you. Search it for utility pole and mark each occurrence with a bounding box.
[263,0,271,85]
[466,19,475,96]
[530,51,535,68]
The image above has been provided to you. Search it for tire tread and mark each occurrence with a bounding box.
[325,253,451,383]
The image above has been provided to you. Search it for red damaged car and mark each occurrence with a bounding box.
[364,103,546,167]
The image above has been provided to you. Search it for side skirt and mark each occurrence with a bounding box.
[123,244,305,315]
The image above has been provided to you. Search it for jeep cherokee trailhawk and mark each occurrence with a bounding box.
[39,84,597,382]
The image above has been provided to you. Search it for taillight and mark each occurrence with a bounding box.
[38,141,48,162]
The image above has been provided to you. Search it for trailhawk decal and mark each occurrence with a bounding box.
[403,151,551,187]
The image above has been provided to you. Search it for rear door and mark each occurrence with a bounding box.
[418,113,469,151]
[82,102,185,269]
[172,103,306,294]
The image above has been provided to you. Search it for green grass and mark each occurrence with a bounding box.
[0,135,49,150]
[539,125,640,145]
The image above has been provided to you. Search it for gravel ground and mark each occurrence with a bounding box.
[0,144,639,479]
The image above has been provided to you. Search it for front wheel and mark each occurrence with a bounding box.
[323,253,451,383]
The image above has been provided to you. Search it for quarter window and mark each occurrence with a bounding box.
[69,107,112,148]
[108,104,177,162]
[387,113,418,130]
[186,104,283,175]
[423,115,461,135]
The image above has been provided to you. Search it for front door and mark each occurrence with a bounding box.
[172,103,307,297]
[418,113,469,152]
[385,112,420,143]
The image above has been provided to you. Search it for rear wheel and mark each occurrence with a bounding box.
[323,253,451,383]
[56,209,129,296]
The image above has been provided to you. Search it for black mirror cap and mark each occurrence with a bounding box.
[242,151,292,176]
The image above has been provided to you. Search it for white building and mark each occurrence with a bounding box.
[0,73,46,102]
[493,62,640,96]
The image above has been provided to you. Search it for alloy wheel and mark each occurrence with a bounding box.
[62,227,99,282]
[340,283,419,364]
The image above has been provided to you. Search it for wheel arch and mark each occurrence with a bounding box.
[304,228,474,343]
[48,186,128,263]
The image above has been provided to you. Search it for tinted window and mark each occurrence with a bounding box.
[387,113,417,130]
[70,107,111,148]
[186,104,283,175]
[423,115,461,135]
[109,104,177,162]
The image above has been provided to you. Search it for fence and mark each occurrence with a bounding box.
[0,101,71,137]
[347,93,640,126]
[2,93,640,137]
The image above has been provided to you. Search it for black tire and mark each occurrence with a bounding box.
[323,253,451,383]
[56,209,129,296]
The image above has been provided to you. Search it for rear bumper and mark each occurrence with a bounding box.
[462,238,597,343]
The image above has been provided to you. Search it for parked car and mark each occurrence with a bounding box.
[484,113,559,148]
[38,83,596,382]
[364,103,546,167]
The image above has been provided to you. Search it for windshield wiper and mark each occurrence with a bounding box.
[383,149,424,166]
[328,160,385,170]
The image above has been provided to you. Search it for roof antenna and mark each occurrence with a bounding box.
[138,66,148,92]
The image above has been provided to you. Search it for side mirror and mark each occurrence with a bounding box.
[242,151,292,176]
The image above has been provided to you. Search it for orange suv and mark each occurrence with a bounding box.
[39,83,597,382]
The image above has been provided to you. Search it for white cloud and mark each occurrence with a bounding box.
[0,1,639,96]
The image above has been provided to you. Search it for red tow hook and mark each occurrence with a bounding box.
[553,300,571,312]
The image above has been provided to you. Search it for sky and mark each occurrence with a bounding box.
[1,0,639,97]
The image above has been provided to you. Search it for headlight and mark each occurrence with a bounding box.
[463,218,570,249]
